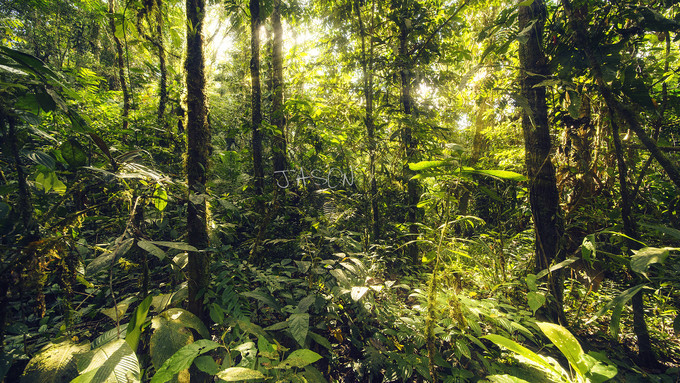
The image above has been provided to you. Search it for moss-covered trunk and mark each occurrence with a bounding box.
[184,0,210,326]
[518,0,565,324]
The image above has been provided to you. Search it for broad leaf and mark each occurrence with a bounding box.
[487,375,531,383]
[126,295,153,352]
[527,292,545,314]
[482,334,561,377]
[277,349,322,369]
[138,241,167,261]
[150,340,222,383]
[216,367,265,381]
[289,313,310,347]
[72,339,140,383]
[21,339,90,383]
[630,247,675,277]
[537,322,584,377]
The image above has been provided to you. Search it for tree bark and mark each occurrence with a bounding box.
[250,0,264,199]
[184,0,210,329]
[108,0,130,133]
[518,0,565,324]
[355,0,380,241]
[156,0,168,128]
[271,0,287,175]
[561,0,658,366]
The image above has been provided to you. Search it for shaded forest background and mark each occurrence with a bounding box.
[1,0,680,381]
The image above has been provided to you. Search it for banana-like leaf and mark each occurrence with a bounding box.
[21,339,90,383]
[72,339,140,383]
[537,322,584,378]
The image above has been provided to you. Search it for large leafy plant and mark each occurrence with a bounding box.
[484,322,618,383]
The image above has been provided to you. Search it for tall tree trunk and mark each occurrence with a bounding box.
[271,0,287,175]
[156,0,168,128]
[518,0,565,324]
[108,0,130,133]
[184,0,210,328]
[250,0,264,199]
[355,0,380,241]
[561,0,659,365]
[610,116,658,368]
[398,12,419,264]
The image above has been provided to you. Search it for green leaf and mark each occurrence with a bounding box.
[308,331,332,351]
[193,355,221,375]
[150,340,222,383]
[234,342,257,369]
[125,295,153,352]
[296,294,316,313]
[527,292,545,314]
[137,241,167,261]
[91,324,129,349]
[303,365,328,383]
[674,314,680,335]
[241,290,280,311]
[277,349,322,369]
[581,352,618,383]
[35,170,66,195]
[158,308,209,339]
[289,313,310,347]
[26,151,55,170]
[257,336,278,359]
[589,284,646,337]
[537,322,584,377]
[487,375,532,383]
[350,286,369,301]
[482,334,561,377]
[148,241,198,252]
[470,169,527,181]
[60,139,88,168]
[408,159,455,171]
[630,247,675,277]
[153,186,168,212]
[20,339,90,383]
[525,274,537,291]
[72,339,140,383]
[582,234,596,262]
[149,309,200,377]
[216,367,265,381]
[101,296,136,323]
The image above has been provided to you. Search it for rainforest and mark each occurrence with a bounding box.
[1,0,680,381]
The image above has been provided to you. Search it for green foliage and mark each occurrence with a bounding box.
[484,322,618,383]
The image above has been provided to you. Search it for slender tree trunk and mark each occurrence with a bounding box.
[518,0,565,324]
[157,0,168,127]
[250,0,264,199]
[271,0,287,175]
[355,0,380,241]
[184,0,210,329]
[398,13,419,264]
[108,0,130,133]
[611,112,658,368]
[561,0,659,365]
